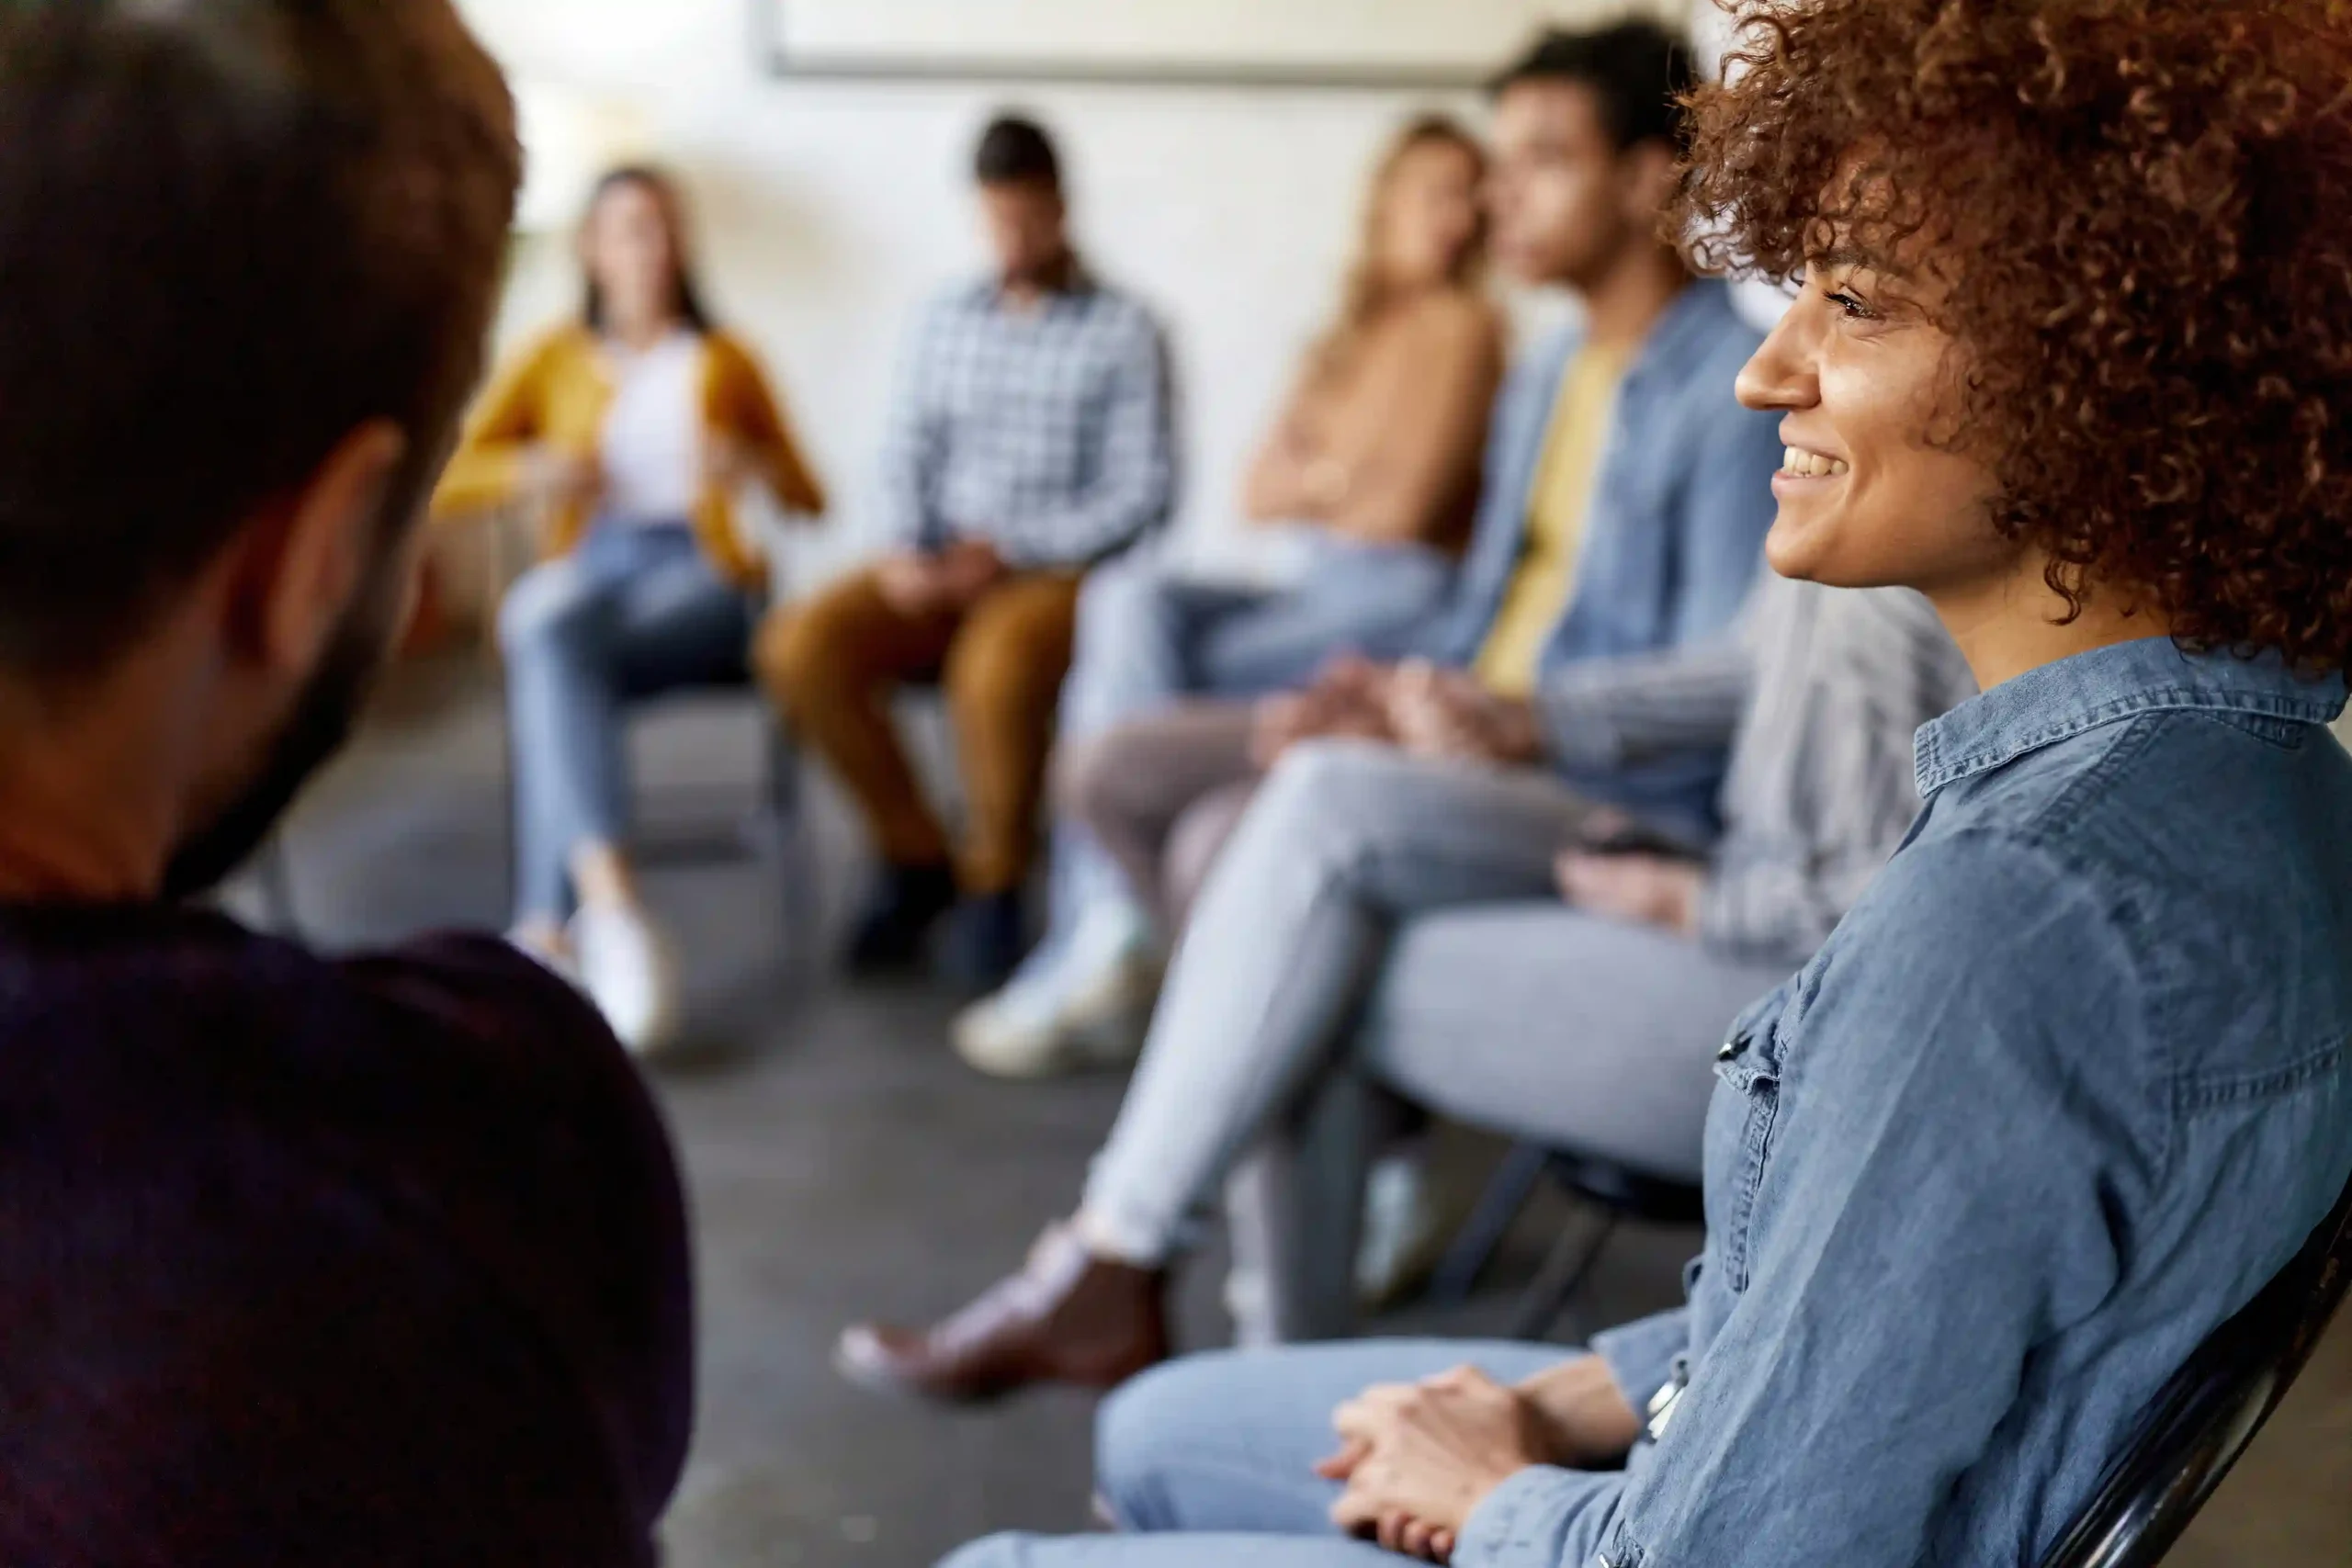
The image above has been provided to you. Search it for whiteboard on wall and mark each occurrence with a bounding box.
[763,0,1688,86]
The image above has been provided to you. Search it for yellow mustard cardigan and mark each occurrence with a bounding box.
[433,324,827,587]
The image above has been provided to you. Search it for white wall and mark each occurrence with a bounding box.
[771,0,1671,76]
[453,0,1670,580]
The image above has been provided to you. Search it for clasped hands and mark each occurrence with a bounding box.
[875,538,1008,616]
[1250,657,1540,770]
[1554,807,1704,938]
[1316,1357,1643,1563]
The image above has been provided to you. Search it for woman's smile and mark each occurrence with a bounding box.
[1772,442,1849,497]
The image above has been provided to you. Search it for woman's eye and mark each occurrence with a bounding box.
[1826,288,1880,321]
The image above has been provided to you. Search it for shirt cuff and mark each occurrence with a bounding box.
[999,521,1150,572]
[989,536,1055,572]
[1456,1465,1625,1568]
[1589,1306,1691,1417]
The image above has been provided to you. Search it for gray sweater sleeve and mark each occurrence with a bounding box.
[1533,627,1756,774]
[1696,587,1977,963]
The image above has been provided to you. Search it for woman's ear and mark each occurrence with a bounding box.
[230,420,410,675]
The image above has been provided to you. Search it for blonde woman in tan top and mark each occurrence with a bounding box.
[958,115,1505,1077]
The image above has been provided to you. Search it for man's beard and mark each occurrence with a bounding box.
[1006,247,1075,294]
[159,581,400,904]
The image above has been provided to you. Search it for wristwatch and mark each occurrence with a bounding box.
[1643,1356,1691,1445]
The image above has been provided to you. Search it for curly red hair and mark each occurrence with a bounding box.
[1678,0,2352,672]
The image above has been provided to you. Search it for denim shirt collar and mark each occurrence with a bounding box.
[1618,276,1738,395]
[1915,636,2348,799]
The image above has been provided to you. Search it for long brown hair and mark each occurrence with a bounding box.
[580,164,714,334]
[1306,116,1488,389]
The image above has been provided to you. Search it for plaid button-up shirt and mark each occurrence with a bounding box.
[880,272,1178,568]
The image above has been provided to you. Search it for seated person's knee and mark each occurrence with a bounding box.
[1072,553,1182,660]
[1092,1351,1247,1532]
[946,621,1060,717]
[495,558,596,659]
[933,1532,1032,1568]
[1074,552,1163,633]
[1261,737,1413,835]
[752,604,844,709]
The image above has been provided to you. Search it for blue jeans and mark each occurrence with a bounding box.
[941,1341,1575,1566]
[1032,539,1453,975]
[500,524,752,924]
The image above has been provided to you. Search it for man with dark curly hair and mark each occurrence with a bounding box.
[936,2,2352,1564]
[0,6,693,1563]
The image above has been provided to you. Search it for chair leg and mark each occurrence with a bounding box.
[761,716,820,977]
[1430,1142,1555,1306]
[1510,1207,1622,1342]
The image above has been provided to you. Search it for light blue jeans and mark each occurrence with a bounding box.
[500,523,753,924]
[941,1341,1577,1566]
[1029,538,1453,981]
[1078,742,1788,1341]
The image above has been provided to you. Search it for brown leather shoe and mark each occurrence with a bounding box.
[835,1225,1170,1404]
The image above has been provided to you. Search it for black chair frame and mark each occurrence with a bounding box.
[1431,1141,1705,1341]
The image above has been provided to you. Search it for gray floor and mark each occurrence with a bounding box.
[239,657,2352,1568]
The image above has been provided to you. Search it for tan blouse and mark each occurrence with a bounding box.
[1242,289,1504,555]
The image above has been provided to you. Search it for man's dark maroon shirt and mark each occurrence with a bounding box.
[0,905,694,1565]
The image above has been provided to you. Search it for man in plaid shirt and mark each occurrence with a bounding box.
[759,113,1178,985]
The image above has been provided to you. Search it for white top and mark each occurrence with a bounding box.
[598,331,705,525]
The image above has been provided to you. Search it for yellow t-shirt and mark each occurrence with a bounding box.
[1473,345,1626,697]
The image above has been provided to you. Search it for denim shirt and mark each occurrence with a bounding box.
[1419,280,1782,833]
[1459,637,2352,1568]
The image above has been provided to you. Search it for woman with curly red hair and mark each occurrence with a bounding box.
[936,3,2352,1565]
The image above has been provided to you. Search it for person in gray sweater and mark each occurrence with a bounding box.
[838,572,1975,1398]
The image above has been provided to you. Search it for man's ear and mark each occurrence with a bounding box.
[226,420,409,675]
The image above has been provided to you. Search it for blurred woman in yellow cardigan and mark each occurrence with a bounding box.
[435,165,824,1055]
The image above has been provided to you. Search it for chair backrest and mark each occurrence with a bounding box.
[2038,1168,2352,1568]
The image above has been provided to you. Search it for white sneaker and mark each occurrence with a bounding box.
[569,902,684,1060]
[954,918,1159,1080]
[1356,1148,1458,1310]
[1222,1264,1279,1349]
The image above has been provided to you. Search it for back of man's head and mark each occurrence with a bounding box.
[0,0,519,678]
[1491,19,1694,154]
